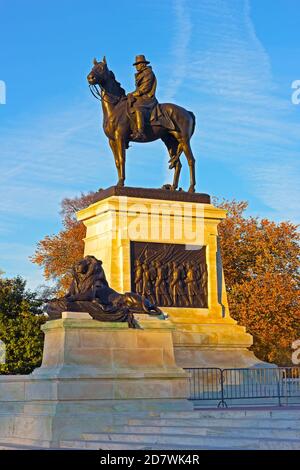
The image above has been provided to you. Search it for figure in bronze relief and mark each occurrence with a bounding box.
[87,56,196,192]
[199,263,208,303]
[154,260,172,306]
[185,261,199,306]
[169,261,189,307]
[148,261,157,303]
[142,262,152,300]
[134,259,143,295]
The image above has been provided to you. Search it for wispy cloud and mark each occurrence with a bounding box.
[162,0,193,102]
[162,0,300,222]
[248,163,300,223]
[0,98,116,220]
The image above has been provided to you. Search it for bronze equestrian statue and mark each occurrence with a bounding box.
[87,55,196,193]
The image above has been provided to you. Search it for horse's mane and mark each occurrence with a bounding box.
[107,70,126,97]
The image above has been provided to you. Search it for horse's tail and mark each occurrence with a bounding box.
[189,111,196,137]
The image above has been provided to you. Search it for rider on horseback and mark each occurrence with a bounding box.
[127,55,158,140]
[87,55,196,192]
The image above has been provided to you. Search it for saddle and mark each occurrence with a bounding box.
[126,97,175,132]
[150,103,176,131]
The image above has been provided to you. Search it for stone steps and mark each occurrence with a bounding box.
[157,408,300,419]
[92,424,300,439]
[60,440,222,450]
[0,442,44,450]
[60,433,300,450]
[62,407,300,450]
[2,407,300,450]
[126,417,300,429]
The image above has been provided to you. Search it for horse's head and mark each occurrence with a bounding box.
[87,56,108,86]
[87,56,126,100]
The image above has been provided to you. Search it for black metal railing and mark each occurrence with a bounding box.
[185,367,300,407]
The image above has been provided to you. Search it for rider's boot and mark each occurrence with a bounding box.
[131,110,146,140]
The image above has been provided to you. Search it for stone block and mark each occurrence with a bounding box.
[0,378,25,401]
[112,348,164,369]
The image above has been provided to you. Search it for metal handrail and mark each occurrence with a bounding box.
[185,366,300,407]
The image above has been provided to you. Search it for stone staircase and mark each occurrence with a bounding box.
[1,407,299,450]
[59,407,300,450]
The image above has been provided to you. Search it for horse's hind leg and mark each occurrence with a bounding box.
[162,135,182,190]
[181,139,196,193]
[167,132,196,192]
[172,159,182,190]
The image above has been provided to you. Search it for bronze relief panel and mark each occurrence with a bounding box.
[130,241,208,308]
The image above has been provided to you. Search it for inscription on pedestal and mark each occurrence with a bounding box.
[130,242,208,308]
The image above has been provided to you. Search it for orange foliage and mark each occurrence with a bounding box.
[31,192,98,292]
[216,199,300,365]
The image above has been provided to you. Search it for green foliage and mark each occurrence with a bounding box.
[0,276,46,375]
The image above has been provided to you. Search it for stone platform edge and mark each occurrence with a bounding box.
[92,185,211,204]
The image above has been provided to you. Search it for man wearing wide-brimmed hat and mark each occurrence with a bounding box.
[127,54,158,140]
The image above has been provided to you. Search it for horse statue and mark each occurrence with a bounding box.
[87,56,196,193]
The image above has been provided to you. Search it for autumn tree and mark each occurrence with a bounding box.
[31,192,98,292]
[216,199,300,365]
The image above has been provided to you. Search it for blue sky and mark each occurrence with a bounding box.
[0,0,299,288]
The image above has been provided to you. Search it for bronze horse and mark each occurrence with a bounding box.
[87,57,196,192]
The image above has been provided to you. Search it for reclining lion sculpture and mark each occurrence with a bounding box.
[46,255,163,328]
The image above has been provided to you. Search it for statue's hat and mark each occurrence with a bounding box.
[133,54,150,66]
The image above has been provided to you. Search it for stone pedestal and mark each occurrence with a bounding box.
[77,187,267,368]
[34,311,188,397]
[0,312,190,448]
[163,307,261,368]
